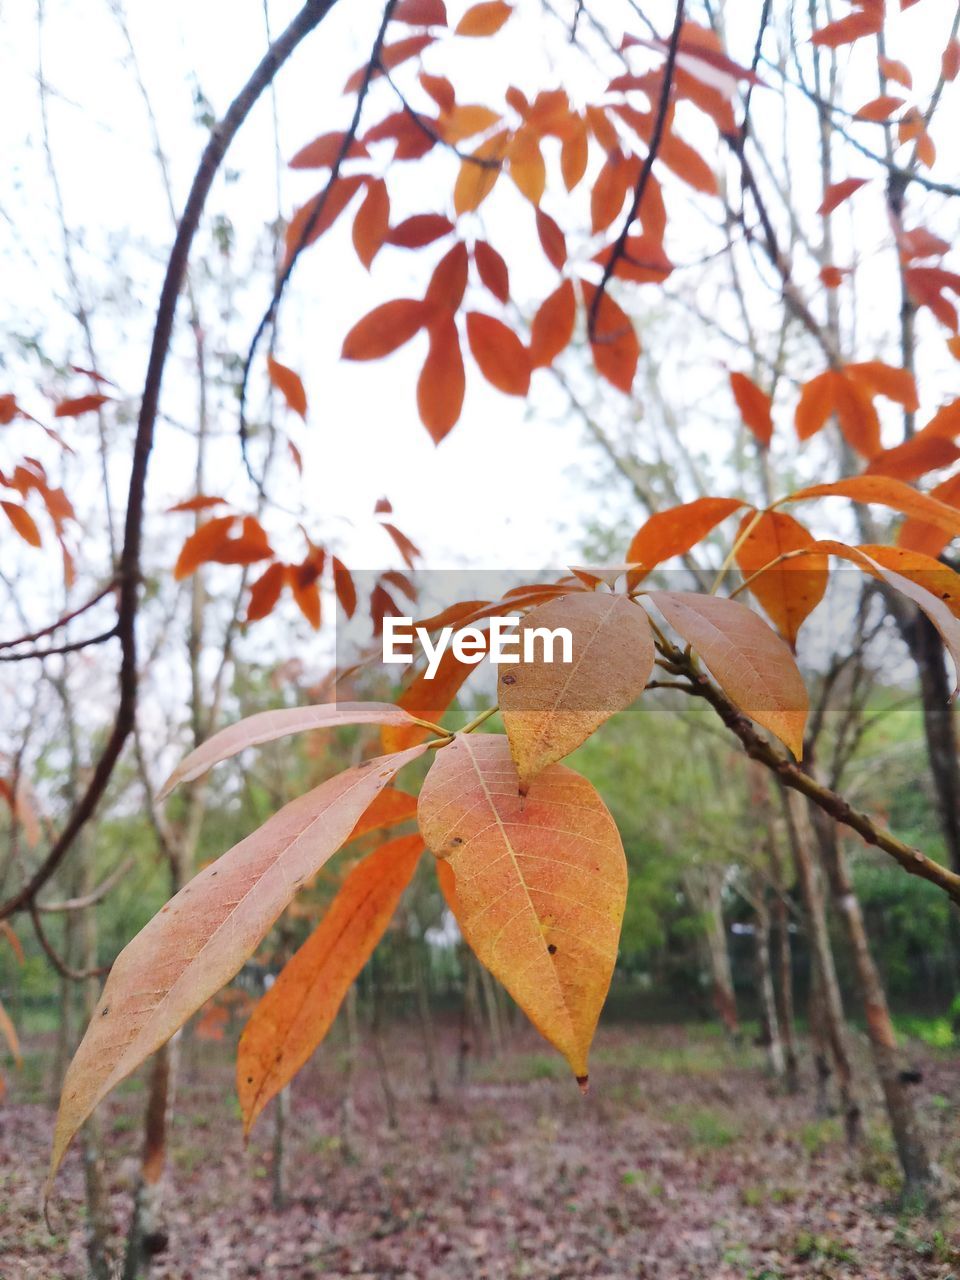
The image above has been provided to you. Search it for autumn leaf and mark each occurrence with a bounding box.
[383,637,489,753]
[626,497,745,571]
[394,0,448,25]
[333,556,357,619]
[173,516,235,579]
[348,786,420,841]
[341,299,427,360]
[386,213,455,247]
[418,315,465,442]
[818,177,868,215]
[560,115,589,190]
[499,592,654,789]
[0,999,20,1068]
[289,131,369,168]
[866,428,960,483]
[158,702,426,798]
[167,494,228,514]
[453,130,507,214]
[424,241,469,313]
[465,313,531,394]
[382,522,421,570]
[535,208,567,270]
[441,104,501,142]
[729,372,773,447]
[352,178,390,269]
[857,544,960,618]
[845,361,918,412]
[878,55,912,89]
[474,240,510,302]
[455,0,512,37]
[795,370,836,441]
[812,6,882,48]
[2,501,42,548]
[647,591,809,757]
[267,356,307,419]
[854,95,904,122]
[417,733,626,1083]
[54,394,111,418]
[49,746,427,1194]
[787,476,960,540]
[237,835,424,1132]
[284,176,364,264]
[529,280,576,369]
[246,562,286,622]
[899,473,960,559]
[343,35,434,93]
[582,283,640,394]
[734,511,828,649]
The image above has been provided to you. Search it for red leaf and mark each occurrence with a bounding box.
[529,280,576,369]
[352,178,390,269]
[267,356,307,419]
[54,394,110,418]
[341,299,427,360]
[820,265,849,289]
[729,371,773,447]
[593,236,672,285]
[289,132,369,169]
[943,38,960,81]
[386,214,455,247]
[394,0,447,24]
[818,177,868,216]
[284,177,364,264]
[535,208,567,270]
[382,522,421,569]
[344,35,434,93]
[247,562,286,622]
[417,316,465,443]
[812,7,882,48]
[167,495,228,514]
[878,56,912,89]
[174,516,235,580]
[581,283,640,394]
[474,240,510,302]
[465,313,531,395]
[333,556,358,619]
[854,94,905,122]
[425,241,469,313]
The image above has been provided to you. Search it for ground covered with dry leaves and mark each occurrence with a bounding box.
[3,1021,959,1278]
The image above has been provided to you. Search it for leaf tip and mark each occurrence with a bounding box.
[576,1073,589,1095]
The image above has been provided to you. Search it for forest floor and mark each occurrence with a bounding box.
[2,1020,960,1279]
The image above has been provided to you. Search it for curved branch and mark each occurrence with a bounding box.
[0,0,342,922]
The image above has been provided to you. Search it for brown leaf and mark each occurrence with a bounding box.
[246,562,286,622]
[341,299,427,360]
[54,394,110,418]
[529,280,576,369]
[49,746,427,1194]
[455,0,512,36]
[474,240,510,302]
[535,208,567,270]
[2,501,42,548]
[267,356,307,419]
[499,592,654,789]
[581,284,640,394]
[648,591,809,757]
[417,315,465,443]
[352,178,390,269]
[386,213,455,247]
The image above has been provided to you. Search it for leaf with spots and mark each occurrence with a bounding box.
[648,591,809,758]
[733,511,827,649]
[498,592,654,790]
[49,746,427,1195]
[417,733,626,1083]
[237,835,424,1133]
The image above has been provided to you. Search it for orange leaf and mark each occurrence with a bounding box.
[465,313,531,395]
[474,239,510,302]
[899,473,960,559]
[734,511,827,649]
[818,177,868,215]
[878,55,912,88]
[943,38,960,81]
[529,280,576,369]
[382,636,489,753]
[648,591,809,757]
[535,208,567,270]
[50,746,427,1192]
[425,241,470,313]
[344,35,434,93]
[352,178,390,269]
[627,497,745,570]
[418,733,626,1083]
[441,103,501,142]
[788,476,960,540]
[386,213,455,247]
[820,265,849,289]
[266,355,307,419]
[417,316,465,443]
[2,501,42,548]
[167,495,228,514]
[499,592,655,789]
[795,370,837,441]
[866,430,960,482]
[729,372,773,447]
[560,115,589,190]
[455,0,512,36]
[284,176,364,264]
[237,835,423,1132]
[845,360,918,411]
[831,372,881,458]
[812,7,882,48]
[858,544,960,618]
[333,556,357,619]
[246,562,285,622]
[54,394,110,418]
[582,283,640,394]
[341,299,427,360]
[854,94,905,122]
[289,131,369,169]
[347,786,420,840]
[453,130,507,214]
[382,522,421,569]
[593,235,672,285]
[290,572,321,629]
[508,128,546,204]
[173,516,235,580]
[590,151,631,233]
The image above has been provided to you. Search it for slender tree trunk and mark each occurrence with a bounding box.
[808,969,833,1118]
[810,806,933,1199]
[478,964,504,1055]
[703,877,741,1039]
[79,861,112,1280]
[767,835,800,1092]
[339,985,359,1160]
[123,1035,179,1279]
[371,969,398,1129]
[413,941,441,1104]
[781,787,862,1143]
[272,1087,290,1210]
[753,892,785,1079]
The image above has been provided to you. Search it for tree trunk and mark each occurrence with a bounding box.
[810,805,933,1199]
[123,1035,179,1279]
[371,968,398,1129]
[807,969,833,1118]
[339,985,359,1160]
[752,891,785,1079]
[780,786,862,1143]
[413,940,441,1104]
[767,835,800,1092]
[696,872,741,1039]
[271,1086,289,1210]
